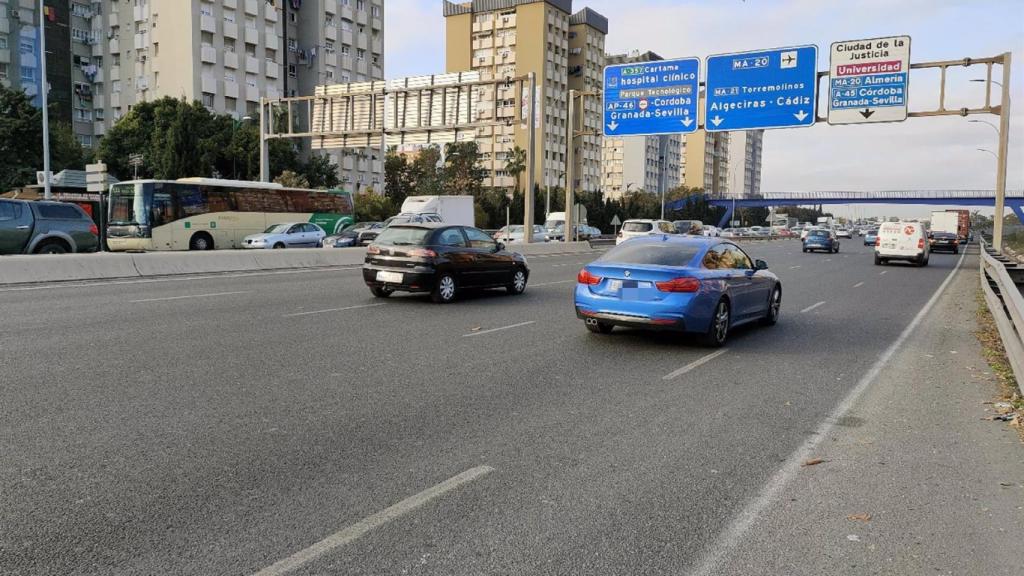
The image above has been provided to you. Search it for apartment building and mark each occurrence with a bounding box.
[443,0,605,196]
[681,129,729,195]
[601,51,681,200]
[1,1,72,121]
[566,7,604,195]
[725,130,763,199]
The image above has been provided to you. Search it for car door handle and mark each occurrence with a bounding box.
[16,225,30,230]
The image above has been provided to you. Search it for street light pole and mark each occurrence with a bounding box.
[992,53,1012,252]
[39,0,51,200]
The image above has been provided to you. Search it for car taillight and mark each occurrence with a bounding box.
[875,237,881,246]
[408,248,437,258]
[367,244,381,254]
[656,277,701,293]
[918,238,925,249]
[577,269,601,285]
[89,223,99,236]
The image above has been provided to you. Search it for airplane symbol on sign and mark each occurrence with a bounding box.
[782,54,795,65]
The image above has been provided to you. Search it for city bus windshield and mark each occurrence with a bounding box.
[108,183,147,226]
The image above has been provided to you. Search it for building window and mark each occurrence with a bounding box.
[340,45,350,55]
[287,39,297,52]
[77,134,93,147]
[324,40,335,54]
[325,14,334,27]
[74,107,93,122]
[356,49,365,61]
[0,63,7,81]
[95,108,105,120]
[20,38,35,54]
[224,11,235,23]
[288,63,296,77]
[202,92,215,107]
[225,72,236,83]
[199,3,213,16]
[356,0,365,10]
[71,3,92,17]
[326,69,334,81]
[341,19,352,31]
[20,67,34,82]
[72,28,93,43]
[0,35,7,50]
[371,5,381,17]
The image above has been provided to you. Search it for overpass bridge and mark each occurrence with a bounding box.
[665,191,1024,229]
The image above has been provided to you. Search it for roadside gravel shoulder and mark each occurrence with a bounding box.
[711,252,1024,576]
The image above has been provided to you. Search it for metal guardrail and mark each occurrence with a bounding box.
[980,238,1024,392]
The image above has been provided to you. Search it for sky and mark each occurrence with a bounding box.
[384,0,1024,218]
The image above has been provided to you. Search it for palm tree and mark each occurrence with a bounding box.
[505,145,527,197]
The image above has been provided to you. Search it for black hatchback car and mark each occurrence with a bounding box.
[928,231,960,254]
[363,223,530,303]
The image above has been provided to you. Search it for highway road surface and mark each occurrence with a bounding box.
[2,240,1021,575]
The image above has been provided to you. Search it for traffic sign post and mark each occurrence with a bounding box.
[603,58,700,137]
[610,214,621,238]
[704,45,818,132]
[828,36,910,125]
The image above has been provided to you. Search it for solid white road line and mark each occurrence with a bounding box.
[251,465,495,576]
[462,320,536,338]
[283,303,384,318]
[853,282,865,288]
[800,301,826,313]
[130,291,250,303]
[789,265,802,270]
[687,248,967,576]
[663,349,728,380]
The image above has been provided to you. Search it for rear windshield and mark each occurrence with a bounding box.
[598,242,700,267]
[623,222,653,232]
[374,226,431,246]
[808,230,829,238]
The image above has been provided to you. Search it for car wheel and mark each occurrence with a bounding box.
[370,286,393,298]
[762,286,781,326]
[874,254,882,265]
[35,240,69,254]
[702,299,730,348]
[802,247,808,253]
[834,245,840,253]
[920,256,929,267]
[189,232,214,251]
[431,273,457,303]
[585,319,614,334]
[273,242,286,249]
[507,267,528,295]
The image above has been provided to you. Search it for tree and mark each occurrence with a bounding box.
[407,145,443,196]
[304,153,341,189]
[354,191,395,221]
[441,141,484,195]
[0,85,87,190]
[505,145,527,195]
[274,170,309,188]
[384,147,413,206]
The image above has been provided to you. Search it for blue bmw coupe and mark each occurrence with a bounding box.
[574,236,781,346]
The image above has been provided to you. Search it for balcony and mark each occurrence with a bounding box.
[109,66,120,81]
[110,92,121,108]
[134,33,148,51]
[201,45,217,64]
[474,55,493,67]
[371,37,382,54]
[90,67,104,83]
[265,61,278,79]
[245,55,259,74]
[342,157,354,170]
[244,26,259,43]
[0,48,8,63]
[355,8,367,25]
[224,51,239,69]
[223,21,238,39]
[224,80,238,99]
[341,29,353,45]
[472,20,493,33]
[109,38,120,54]
[340,5,353,20]
[245,85,259,102]
[265,31,278,50]
[108,12,119,28]
[94,93,104,108]
[200,14,216,33]
[224,0,236,7]
[244,0,258,16]
[497,15,516,28]
[94,121,106,135]
[265,3,278,21]
[472,37,493,50]
[133,4,148,21]
[325,26,336,41]
[201,75,217,94]
[265,85,279,99]
[0,18,7,34]
[356,33,367,50]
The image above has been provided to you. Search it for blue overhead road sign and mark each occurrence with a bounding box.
[603,57,700,137]
[704,45,818,132]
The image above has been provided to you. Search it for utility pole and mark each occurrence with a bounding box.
[39,0,51,200]
[992,52,1012,253]
[523,73,536,242]
[565,89,576,243]
[259,98,269,182]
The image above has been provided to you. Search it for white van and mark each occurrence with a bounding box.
[875,221,929,266]
[617,219,675,245]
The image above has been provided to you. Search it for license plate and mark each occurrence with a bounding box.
[608,279,622,292]
[376,271,403,283]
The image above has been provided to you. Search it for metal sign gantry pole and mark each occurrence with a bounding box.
[565,89,599,243]
[524,72,537,243]
[993,52,1012,252]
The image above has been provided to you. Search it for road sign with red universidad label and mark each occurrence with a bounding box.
[828,36,911,125]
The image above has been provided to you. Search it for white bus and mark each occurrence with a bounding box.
[106,178,355,251]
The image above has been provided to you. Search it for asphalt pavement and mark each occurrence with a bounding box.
[1,238,1019,575]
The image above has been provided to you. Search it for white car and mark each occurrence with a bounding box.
[836,229,852,238]
[702,225,721,237]
[493,224,549,243]
[617,219,676,244]
[243,222,326,249]
[875,221,929,266]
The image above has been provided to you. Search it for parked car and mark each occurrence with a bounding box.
[802,229,839,253]
[721,228,742,238]
[358,213,441,245]
[928,231,960,254]
[574,236,781,347]
[493,224,549,243]
[322,221,381,248]
[702,225,722,237]
[875,221,929,266]
[617,219,676,244]
[363,223,530,303]
[673,220,704,235]
[863,229,879,246]
[243,222,326,249]
[0,199,99,255]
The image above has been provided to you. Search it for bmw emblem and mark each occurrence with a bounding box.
[624,270,631,277]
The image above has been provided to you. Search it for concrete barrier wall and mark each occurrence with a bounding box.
[0,242,598,286]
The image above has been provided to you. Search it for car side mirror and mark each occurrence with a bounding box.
[755,259,769,270]
[496,242,505,252]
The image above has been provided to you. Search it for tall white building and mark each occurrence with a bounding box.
[725,130,763,199]
[601,51,681,200]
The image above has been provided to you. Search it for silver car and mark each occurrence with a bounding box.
[243,222,326,249]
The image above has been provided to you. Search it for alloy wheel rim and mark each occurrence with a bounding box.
[513,271,526,291]
[715,304,729,342]
[440,276,455,300]
[771,290,781,319]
